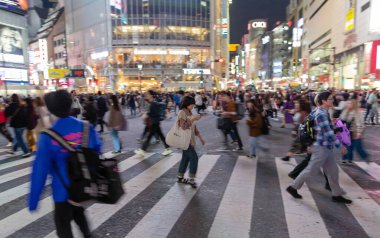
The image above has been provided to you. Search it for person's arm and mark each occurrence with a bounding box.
[28,134,52,211]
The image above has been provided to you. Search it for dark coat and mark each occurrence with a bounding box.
[5,103,28,128]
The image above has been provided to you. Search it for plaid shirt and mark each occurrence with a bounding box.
[312,108,341,149]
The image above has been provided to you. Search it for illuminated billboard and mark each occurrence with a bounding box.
[0,0,28,15]
[0,24,24,64]
[345,0,355,32]
[369,0,380,33]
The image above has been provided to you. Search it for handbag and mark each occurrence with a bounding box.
[165,116,192,150]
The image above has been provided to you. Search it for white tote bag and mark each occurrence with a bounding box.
[165,117,192,150]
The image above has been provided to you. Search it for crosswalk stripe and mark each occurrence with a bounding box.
[207,156,256,238]
[0,153,152,208]
[275,158,330,238]
[125,154,219,238]
[0,157,34,172]
[354,162,380,182]
[0,152,154,237]
[0,167,30,185]
[44,153,182,238]
[337,165,380,238]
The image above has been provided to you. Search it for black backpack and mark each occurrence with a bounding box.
[42,122,124,204]
[299,113,315,146]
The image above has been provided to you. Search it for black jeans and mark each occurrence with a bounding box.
[54,202,91,238]
[225,122,243,149]
[0,123,12,142]
[142,123,169,151]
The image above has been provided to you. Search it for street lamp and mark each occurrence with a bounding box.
[137,63,143,94]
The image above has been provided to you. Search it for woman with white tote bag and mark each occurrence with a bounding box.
[166,96,205,188]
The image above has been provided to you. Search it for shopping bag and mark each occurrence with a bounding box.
[166,118,192,150]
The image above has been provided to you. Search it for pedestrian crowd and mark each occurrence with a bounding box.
[0,87,378,237]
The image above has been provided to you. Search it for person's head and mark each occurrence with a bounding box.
[346,99,359,111]
[220,91,231,102]
[144,90,155,102]
[180,96,196,110]
[98,91,102,96]
[34,97,45,107]
[0,27,16,53]
[317,91,333,108]
[70,90,76,97]
[110,94,120,110]
[11,94,19,104]
[44,90,73,118]
[25,97,34,109]
[299,99,311,113]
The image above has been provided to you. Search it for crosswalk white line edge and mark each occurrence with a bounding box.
[208,156,257,238]
[338,166,380,238]
[125,154,220,238]
[354,162,380,182]
[275,158,330,238]
[0,157,34,172]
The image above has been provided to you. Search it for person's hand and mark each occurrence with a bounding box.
[307,146,312,154]
[200,137,206,145]
[222,112,229,116]
[190,115,201,121]
[342,146,347,155]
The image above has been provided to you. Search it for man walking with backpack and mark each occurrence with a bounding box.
[286,91,352,204]
[29,90,102,238]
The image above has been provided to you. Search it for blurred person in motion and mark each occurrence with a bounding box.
[96,91,108,133]
[25,98,38,152]
[176,96,205,188]
[134,90,172,157]
[104,95,126,154]
[29,90,101,238]
[82,96,98,127]
[0,98,13,146]
[340,98,369,163]
[286,91,352,204]
[246,99,264,158]
[5,94,31,158]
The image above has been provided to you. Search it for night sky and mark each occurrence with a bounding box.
[230,0,290,43]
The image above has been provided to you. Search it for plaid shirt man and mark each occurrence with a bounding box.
[311,108,341,149]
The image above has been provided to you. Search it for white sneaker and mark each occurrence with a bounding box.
[6,142,12,147]
[134,149,146,157]
[162,148,173,156]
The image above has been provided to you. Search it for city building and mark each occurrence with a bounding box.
[0,0,29,96]
[29,6,66,92]
[64,0,229,92]
[302,0,380,89]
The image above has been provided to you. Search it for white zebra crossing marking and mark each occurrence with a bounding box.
[208,156,257,238]
[354,162,380,182]
[0,167,31,185]
[0,157,34,172]
[125,154,219,238]
[0,153,153,207]
[275,158,330,238]
[338,166,380,238]
[0,153,154,237]
[44,153,182,238]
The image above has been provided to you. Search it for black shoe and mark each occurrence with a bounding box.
[286,186,302,199]
[332,196,352,204]
[325,183,331,191]
[281,156,290,161]
[188,179,197,189]
[288,172,297,180]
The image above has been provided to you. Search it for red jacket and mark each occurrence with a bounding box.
[0,111,6,124]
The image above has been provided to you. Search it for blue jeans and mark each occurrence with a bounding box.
[12,127,29,154]
[178,145,199,178]
[343,139,368,161]
[249,136,260,156]
[111,129,121,152]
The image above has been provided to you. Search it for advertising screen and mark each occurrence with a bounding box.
[0,0,28,15]
[0,24,24,64]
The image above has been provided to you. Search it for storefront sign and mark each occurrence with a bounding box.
[229,44,240,52]
[0,67,27,82]
[48,68,70,79]
[91,51,109,60]
[168,50,189,55]
[262,36,270,45]
[183,69,211,75]
[251,21,267,29]
[292,28,303,47]
[70,69,85,78]
[345,0,355,32]
[0,24,24,64]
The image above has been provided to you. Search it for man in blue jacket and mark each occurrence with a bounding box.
[29,90,102,238]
